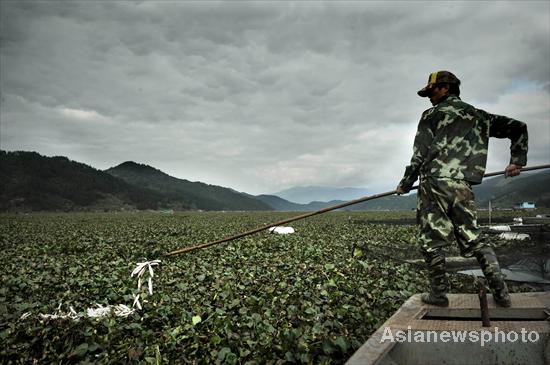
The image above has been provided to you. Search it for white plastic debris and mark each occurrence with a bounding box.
[133,294,142,310]
[513,217,523,224]
[268,226,295,234]
[87,305,112,318]
[488,225,511,232]
[21,259,161,322]
[498,232,530,240]
[33,303,135,321]
[131,259,161,296]
[113,304,134,317]
[131,260,161,280]
[38,304,80,321]
[87,304,135,318]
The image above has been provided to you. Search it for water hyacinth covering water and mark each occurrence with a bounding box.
[0,211,535,364]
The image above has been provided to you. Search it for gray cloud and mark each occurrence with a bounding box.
[1,1,548,194]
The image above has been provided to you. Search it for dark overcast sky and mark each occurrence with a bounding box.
[1,1,549,194]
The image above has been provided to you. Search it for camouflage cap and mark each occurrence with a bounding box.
[417,71,461,97]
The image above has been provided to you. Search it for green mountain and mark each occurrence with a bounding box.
[0,150,182,211]
[2,150,547,212]
[472,169,550,208]
[0,151,272,212]
[105,161,272,211]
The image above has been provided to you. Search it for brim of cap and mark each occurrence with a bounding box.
[417,85,431,97]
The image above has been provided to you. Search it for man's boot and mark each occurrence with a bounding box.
[421,250,449,307]
[474,247,511,307]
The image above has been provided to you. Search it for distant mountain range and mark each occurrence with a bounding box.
[272,186,371,204]
[279,170,550,211]
[1,150,548,212]
[252,194,348,211]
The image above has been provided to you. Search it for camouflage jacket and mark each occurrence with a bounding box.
[399,95,528,190]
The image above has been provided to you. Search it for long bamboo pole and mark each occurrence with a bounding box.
[166,163,550,256]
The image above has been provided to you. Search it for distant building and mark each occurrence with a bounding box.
[515,201,536,209]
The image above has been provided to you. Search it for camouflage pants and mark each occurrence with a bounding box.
[418,176,507,295]
[418,176,484,257]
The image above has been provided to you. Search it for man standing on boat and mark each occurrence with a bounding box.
[396,71,528,307]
